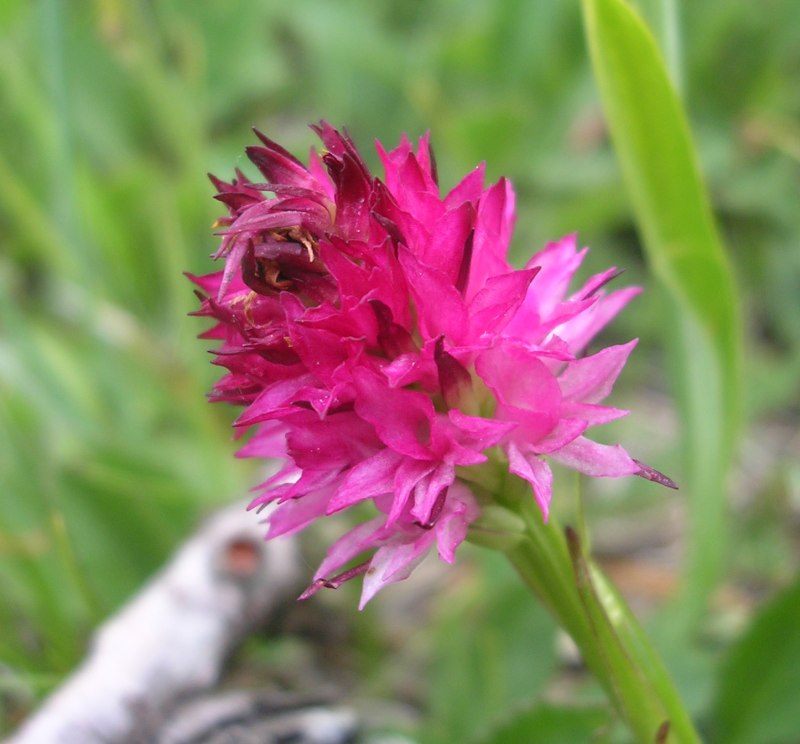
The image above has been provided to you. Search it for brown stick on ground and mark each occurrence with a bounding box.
[5,501,300,744]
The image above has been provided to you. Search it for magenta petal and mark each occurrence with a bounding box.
[235,375,317,427]
[286,411,381,471]
[468,268,539,339]
[434,337,473,408]
[476,342,561,442]
[523,235,585,315]
[412,132,437,185]
[249,129,320,189]
[576,266,623,299]
[377,134,439,204]
[382,352,438,390]
[549,436,639,477]
[558,340,638,404]
[314,517,386,581]
[236,421,288,459]
[389,458,435,524]
[273,467,341,502]
[434,484,478,562]
[410,462,455,525]
[397,247,467,342]
[359,532,436,608]
[556,287,641,354]
[327,448,402,514]
[217,237,249,299]
[353,369,438,459]
[267,485,334,538]
[466,178,515,300]
[507,442,553,519]
[558,402,629,427]
[528,417,587,454]
[420,202,474,281]
[443,163,485,209]
[448,410,517,449]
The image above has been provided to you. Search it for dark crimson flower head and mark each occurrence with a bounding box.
[191,123,673,607]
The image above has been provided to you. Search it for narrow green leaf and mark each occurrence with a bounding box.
[711,577,800,744]
[630,0,683,90]
[581,0,741,622]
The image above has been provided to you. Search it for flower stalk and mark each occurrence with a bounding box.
[489,475,700,743]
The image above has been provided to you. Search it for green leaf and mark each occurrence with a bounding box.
[711,577,800,744]
[581,0,741,624]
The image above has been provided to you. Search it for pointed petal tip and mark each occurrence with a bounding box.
[634,459,679,489]
[297,580,325,601]
[538,501,551,523]
[581,267,626,299]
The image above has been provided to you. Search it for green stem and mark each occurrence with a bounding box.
[497,493,700,744]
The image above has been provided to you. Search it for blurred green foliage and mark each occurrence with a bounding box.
[1,0,799,740]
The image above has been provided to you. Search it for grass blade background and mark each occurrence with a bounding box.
[581,0,742,627]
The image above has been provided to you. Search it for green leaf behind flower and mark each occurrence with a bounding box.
[581,0,742,626]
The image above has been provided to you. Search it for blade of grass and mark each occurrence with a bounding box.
[631,0,683,91]
[581,0,742,628]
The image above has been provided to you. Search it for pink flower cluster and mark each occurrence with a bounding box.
[191,123,672,607]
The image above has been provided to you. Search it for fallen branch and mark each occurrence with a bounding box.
[156,690,358,744]
[5,501,301,744]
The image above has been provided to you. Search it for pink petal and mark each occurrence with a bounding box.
[475,341,561,442]
[443,163,486,210]
[359,532,437,608]
[327,448,403,514]
[410,462,455,525]
[549,436,639,477]
[558,403,629,427]
[507,442,554,519]
[554,287,641,355]
[522,234,585,316]
[448,409,517,449]
[420,202,474,282]
[388,458,435,524]
[267,485,335,538]
[465,178,515,300]
[558,340,638,404]
[353,369,437,459]
[528,418,587,454]
[397,247,467,342]
[434,484,479,563]
[315,517,386,581]
[468,268,540,339]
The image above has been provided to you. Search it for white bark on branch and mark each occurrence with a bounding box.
[5,501,301,744]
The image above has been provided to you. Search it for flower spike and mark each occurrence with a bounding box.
[192,124,672,606]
